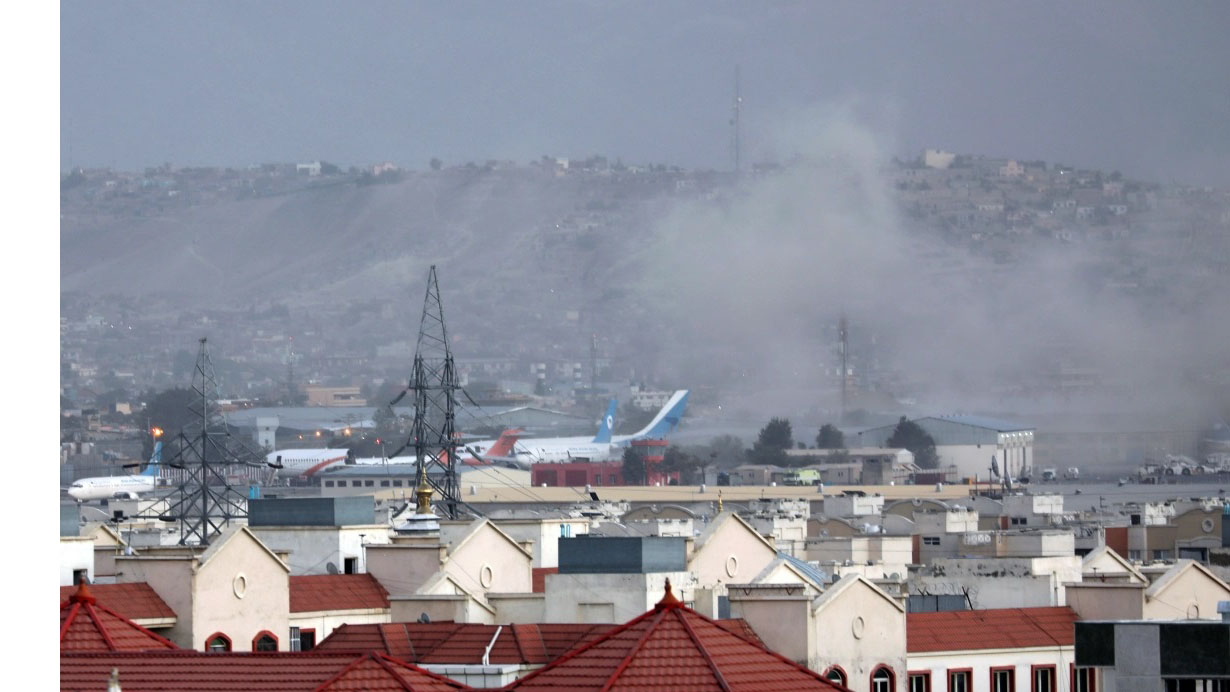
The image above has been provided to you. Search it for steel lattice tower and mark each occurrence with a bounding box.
[408,266,464,519]
[158,338,264,545]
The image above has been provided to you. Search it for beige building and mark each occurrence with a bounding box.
[730,574,907,692]
[115,526,291,651]
[367,517,534,624]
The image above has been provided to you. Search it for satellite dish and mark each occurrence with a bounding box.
[326,562,339,575]
[418,612,431,624]
[990,457,1001,477]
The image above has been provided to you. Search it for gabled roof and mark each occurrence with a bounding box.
[812,574,904,615]
[316,622,616,665]
[1145,560,1230,600]
[1080,545,1146,584]
[60,582,177,622]
[60,651,471,691]
[290,574,390,613]
[694,511,778,555]
[445,517,533,560]
[198,525,290,573]
[60,582,179,652]
[505,580,844,691]
[907,606,1078,653]
[315,651,472,691]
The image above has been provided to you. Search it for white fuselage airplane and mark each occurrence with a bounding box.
[470,391,689,464]
[67,442,164,501]
[265,448,351,477]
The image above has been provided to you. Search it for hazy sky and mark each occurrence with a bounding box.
[62,1,1230,184]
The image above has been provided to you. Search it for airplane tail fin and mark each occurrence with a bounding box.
[140,442,163,476]
[592,399,618,443]
[487,428,524,458]
[629,390,689,440]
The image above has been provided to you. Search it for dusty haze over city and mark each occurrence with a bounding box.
[60,2,1230,454]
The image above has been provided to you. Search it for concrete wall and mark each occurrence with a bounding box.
[689,518,777,591]
[1065,584,1145,620]
[60,537,94,586]
[289,608,389,648]
[489,593,546,624]
[366,544,445,596]
[907,647,1074,692]
[192,533,289,652]
[492,518,589,568]
[249,525,389,575]
[812,580,907,692]
[543,571,695,623]
[727,587,813,666]
[443,524,533,597]
[1142,564,1230,620]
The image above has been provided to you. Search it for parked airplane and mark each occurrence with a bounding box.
[265,448,353,477]
[66,442,164,501]
[351,428,524,467]
[474,392,688,464]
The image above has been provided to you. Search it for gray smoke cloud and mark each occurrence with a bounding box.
[635,104,1230,425]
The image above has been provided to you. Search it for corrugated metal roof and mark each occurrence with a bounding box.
[926,415,1034,432]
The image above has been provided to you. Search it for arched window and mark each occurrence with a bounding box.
[253,631,278,652]
[206,633,232,652]
[825,665,849,688]
[872,666,896,692]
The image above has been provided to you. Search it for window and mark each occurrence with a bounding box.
[609,474,617,485]
[923,536,941,546]
[380,480,390,487]
[594,474,602,485]
[1072,665,1095,692]
[1165,679,1230,692]
[992,667,1016,692]
[824,666,848,687]
[352,480,364,487]
[72,569,89,586]
[910,672,932,692]
[560,524,572,538]
[949,669,972,692]
[1033,666,1056,692]
[344,557,358,574]
[392,479,403,487]
[1128,550,1142,561]
[1152,549,1171,561]
[872,666,896,692]
[324,480,334,487]
[1011,517,1027,526]
[290,627,316,652]
[253,631,278,651]
[206,633,232,652]
[364,480,374,487]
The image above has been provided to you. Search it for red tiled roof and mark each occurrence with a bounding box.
[60,583,179,652]
[59,582,176,621]
[60,652,472,691]
[316,622,617,665]
[505,581,844,691]
[289,574,390,613]
[531,567,558,593]
[907,607,1078,653]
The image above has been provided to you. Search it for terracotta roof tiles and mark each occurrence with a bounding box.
[504,580,843,691]
[907,606,1078,653]
[289,574,390,613]
[59,582,176,621]
[60,652,471,691]
[60,583,179,652]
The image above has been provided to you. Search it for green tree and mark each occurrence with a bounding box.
[815,423,845,449]
[621,446,646,485]
[749,417,792,466]
[886,416,939,469]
